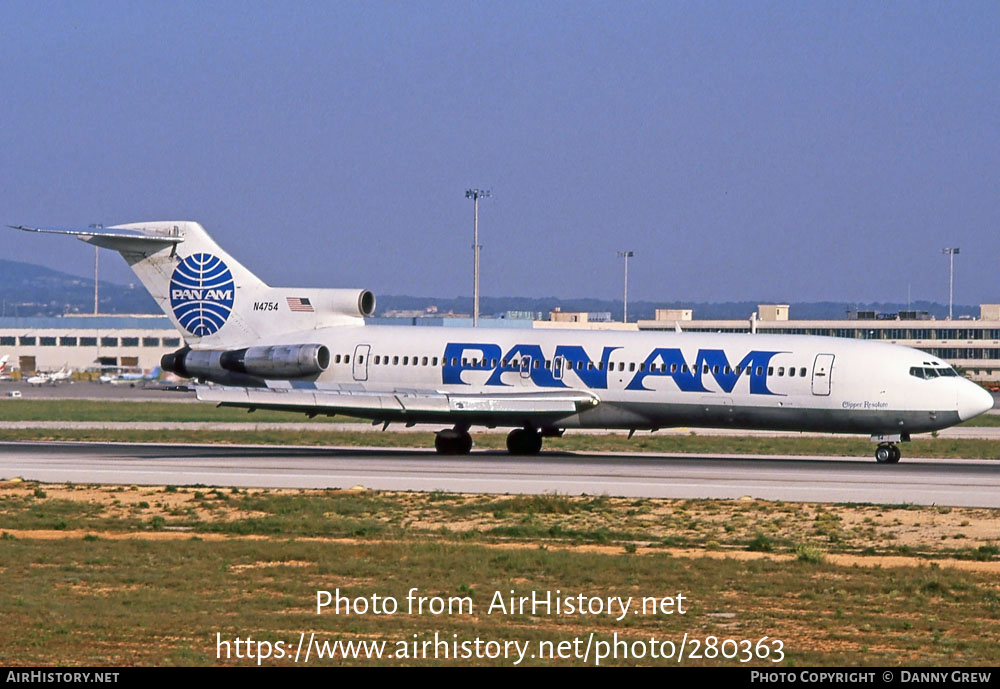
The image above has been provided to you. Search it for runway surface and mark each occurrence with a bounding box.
[2,441,998,507]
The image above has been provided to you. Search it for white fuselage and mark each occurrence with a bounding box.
[246,324,992,436]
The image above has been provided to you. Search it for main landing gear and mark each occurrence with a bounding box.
[433,426,547,455]
[434,427,473,455]
[874,443,901,464]
[506,428,543,455]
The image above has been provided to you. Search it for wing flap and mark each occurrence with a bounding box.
[196,385,599,420]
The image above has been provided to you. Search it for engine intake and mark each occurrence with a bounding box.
[162,344,330,380]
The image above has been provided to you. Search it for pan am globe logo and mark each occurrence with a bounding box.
[169,253,235,336]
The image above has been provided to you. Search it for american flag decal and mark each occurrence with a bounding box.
[287,297,314,312]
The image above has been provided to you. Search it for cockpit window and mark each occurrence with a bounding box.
[910,366,958,379]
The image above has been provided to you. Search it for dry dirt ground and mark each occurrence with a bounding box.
[2,481,997,572]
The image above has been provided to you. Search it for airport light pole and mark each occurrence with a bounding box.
[89,223,104,315]
[93,246,99,315]
[942,247,960,320]
[466,188,491,326]
[618,250,634,323]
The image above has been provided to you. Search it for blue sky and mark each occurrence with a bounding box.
[3,1,998,305]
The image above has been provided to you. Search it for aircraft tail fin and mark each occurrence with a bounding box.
[11,222,375,350]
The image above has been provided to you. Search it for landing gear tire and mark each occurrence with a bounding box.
[434,430,473,455]
[875,444,901,464]
[506,428,543,455]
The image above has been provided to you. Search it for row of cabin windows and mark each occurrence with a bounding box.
[1,336,180,348]
[332,353,809,378]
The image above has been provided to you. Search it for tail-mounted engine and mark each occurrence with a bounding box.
[162,344,330,381]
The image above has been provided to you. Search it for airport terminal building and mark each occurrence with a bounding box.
[0,315,181,377]
[5,305,1000,383]
[636,304,1000,382]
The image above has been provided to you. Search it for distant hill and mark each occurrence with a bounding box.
[0,259,158,316]
[0,258,980,321]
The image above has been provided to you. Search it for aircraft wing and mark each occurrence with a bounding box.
[196,385,599,424]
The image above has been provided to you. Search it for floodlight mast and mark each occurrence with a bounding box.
[617,250,634,323]
[465,189,491,326]
[942,247,960,320]
[89,223,104,315]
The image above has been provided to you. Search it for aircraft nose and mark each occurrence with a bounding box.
[957,381,994,421]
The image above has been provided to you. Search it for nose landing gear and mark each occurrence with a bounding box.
[874,443,901,464]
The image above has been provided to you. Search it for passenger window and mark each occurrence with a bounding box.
[800,367,806,377]
[345,355,351,364]
[789,367,795,377]
[629,362,636,372]
[778,367,784,376]
[682,364,689,373]
[404,356,410,365]
[703,365,709,374]
[619,362,625,372]
[422,357,429,366]
[588,362,595,371]
[358,356,364,364]
[433,357,439,366]
[533,360,540,369]
[394,356,400,365]
[768,367,774,376]
[724,366,731,375]
[335,354,342,364]
[670,364,678,373]
[712,365,719,374]
[756,366,762,376]
[413,357,418,366]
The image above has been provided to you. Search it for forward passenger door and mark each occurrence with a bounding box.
[811,353,834,396]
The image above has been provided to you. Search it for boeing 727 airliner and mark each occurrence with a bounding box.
[12,221,994,462]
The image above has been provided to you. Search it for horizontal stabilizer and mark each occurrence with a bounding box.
[9,225,183,254]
